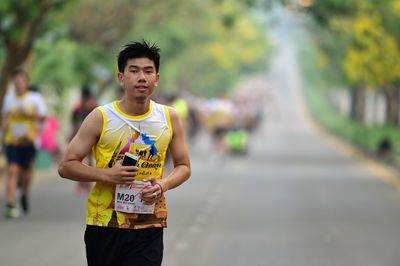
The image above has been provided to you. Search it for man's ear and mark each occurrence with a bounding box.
[117,72,124,86]
[154,73,160,87]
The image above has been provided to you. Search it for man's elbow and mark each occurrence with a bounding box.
[57,161,69,179]
[185,165,191,181]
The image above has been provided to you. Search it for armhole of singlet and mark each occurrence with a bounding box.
[97,106,107,144]
[164,106,173,140]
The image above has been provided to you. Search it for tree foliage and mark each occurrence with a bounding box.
[0,0,271,111]
[125,0,270,96]
[307,0,357,26]
[305,0,400,88]
[63,0,148,49]
[344,14,400,87]
[304,0,400,124]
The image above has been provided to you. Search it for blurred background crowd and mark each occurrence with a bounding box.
[0,0,400,174]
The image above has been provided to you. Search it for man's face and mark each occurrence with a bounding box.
[118,58,159,100]
[13,73,29,96]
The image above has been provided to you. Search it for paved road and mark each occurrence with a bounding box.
[2,6,400,266]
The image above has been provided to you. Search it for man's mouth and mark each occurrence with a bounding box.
[135,85,148,90]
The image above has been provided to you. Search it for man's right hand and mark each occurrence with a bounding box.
[102,160,138,184]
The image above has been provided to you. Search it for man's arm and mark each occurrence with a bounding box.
[58,109,138,184]
[160,107,191,192]
[34,92,47,123]
[133,107,191,204]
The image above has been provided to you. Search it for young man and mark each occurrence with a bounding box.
[2,69,47,218]
[58,41,191,266]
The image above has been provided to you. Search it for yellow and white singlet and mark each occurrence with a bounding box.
[86,100,173,229]
[2,92,46,146]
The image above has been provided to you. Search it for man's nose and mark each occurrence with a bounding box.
[138,70,146,80]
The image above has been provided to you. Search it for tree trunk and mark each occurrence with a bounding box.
[0,59,13,113]
[350,86,365,122]
[383,85,400,126]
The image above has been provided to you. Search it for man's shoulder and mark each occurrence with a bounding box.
[25,91,46,106]
[3,93,14,105]
[98,101,114,109]
[151,100,170,111]
[27,91,42,100]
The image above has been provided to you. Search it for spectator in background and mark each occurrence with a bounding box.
[39,116,60,161]
[71,85,98,195]
[205,94,234,160]
[29,84,62,168]
[1,69,47,218]
[170,94,189,129]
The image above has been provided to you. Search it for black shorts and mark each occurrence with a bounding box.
[85,225,164,266]
[5,144,36,170]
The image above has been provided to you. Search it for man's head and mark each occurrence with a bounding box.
[12,69,30,96]
[81,85,92,100]
[117,41,161,100]
[117,40,160,73]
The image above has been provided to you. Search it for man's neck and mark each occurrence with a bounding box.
[117,97,151,116]
[16,90,29,98]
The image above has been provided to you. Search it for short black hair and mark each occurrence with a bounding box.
[29,84,39,92]
[81,85,92,99]
[12,68,29,80]
[117,40,161,73]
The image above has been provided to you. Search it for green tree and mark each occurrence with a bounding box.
[28,0,270,102]
[304,0,400,124]
[127,0,270,96]
[31,0,152,97]
[344,15,400,87]
[344,14,400,123]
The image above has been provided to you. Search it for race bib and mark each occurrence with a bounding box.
[11,123,28,139]
[114,181,155,214]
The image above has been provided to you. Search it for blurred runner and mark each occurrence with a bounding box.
[205,94,234,161]
[39,115,60,162]
[225,127,248,155]
[187,102,201,141]
[171,94,189,129]
[2,69,47,218]
[70,85,97,195]
[163,94,189,171]
[29,84,58,167]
